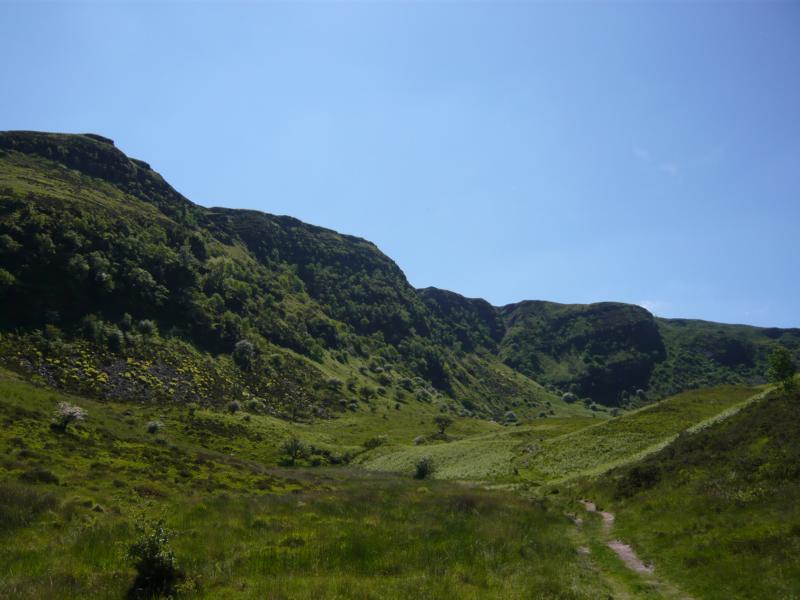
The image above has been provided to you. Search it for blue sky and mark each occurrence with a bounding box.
[2,2,798,327]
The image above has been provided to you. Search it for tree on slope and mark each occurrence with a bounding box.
[768,346,797,392]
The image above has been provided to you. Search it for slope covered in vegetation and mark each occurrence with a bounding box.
[0,129,797,419]
[0,368,613,599]
[581,385,800,599]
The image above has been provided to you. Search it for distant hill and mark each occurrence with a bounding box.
[0,130,797,414]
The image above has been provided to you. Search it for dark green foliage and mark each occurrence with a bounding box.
[650,318,800,399]
[414,457,434,479]
[280,436,306,465]
[1,130,797,416]
[363,435,388,450]
[499,301,665,404]
[768,345,797,391]
[433,414,453,435]
[127,519,182,599]
[419,287,505,353]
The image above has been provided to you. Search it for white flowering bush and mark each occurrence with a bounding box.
[52,401,87,432]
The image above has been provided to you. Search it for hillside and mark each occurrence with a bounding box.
[0,368,614,599]
[0,130,797,418]
[580,385,800,599]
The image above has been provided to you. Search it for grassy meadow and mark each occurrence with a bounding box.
[0,368,612,599]
[0,362,792,599]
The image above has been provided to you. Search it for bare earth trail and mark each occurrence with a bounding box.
[577,499,693,599]
[579,500,653,575]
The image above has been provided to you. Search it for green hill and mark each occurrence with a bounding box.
[1,129,797,418]
[580,384,800,599]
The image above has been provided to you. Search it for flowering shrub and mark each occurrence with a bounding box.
[52,401,87,432]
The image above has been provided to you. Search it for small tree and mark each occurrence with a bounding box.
[768,346,797,392]
[52,402,86,432]
[280,436,306,465]
[414,457,434,480]
[127,519,182,598]
[433,414,453,435]
[233,339,255,371]
[227,400,241,414]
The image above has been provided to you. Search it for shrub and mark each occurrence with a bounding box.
[768,345,797,392]
[107,328,124,352]
[562,392,577,403]
[146,420,163,434]
[433,414,453,435]
[232,339,255,370]
[504,410,518,423]
[227,400,240,414]
[51,402,87,432]
[19,468,59,485]
[127,519,182,598]
[280,436,306,465]
[363,435,388,450]
[137,319,157,337]
[414,435,427,445]
[414,457,434,480]
[399,377,414,391]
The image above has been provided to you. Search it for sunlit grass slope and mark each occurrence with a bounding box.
[516,385,763,483]
[580,385,800,600]
[0,368,613,599]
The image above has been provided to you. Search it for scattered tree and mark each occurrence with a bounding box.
[433,414,453,435]
[232,339,256,371]
[768,346,797,392]
[51,402,86,432]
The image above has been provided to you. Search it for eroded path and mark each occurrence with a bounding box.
[574,499,692,599]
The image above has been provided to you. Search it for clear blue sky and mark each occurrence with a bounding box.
[2,2,798,327]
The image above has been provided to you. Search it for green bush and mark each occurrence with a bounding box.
[127,519,183,598]
[414,457,434,480]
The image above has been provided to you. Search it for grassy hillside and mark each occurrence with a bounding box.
[0,130,563,422]
[0,368,615,599]
[516,385,763,484]
[2,130,797,415]
[579,385,800,599]
[498,300,665,404]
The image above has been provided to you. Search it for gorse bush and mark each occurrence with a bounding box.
[127,519,182,598]
[363,435,388,450]
[51,401,86,432]
[280,436,306,465]
[414,457,434,480]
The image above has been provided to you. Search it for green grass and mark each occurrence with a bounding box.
[578,385,800,600]
[516,385,762,483]
[0,368,615,599]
